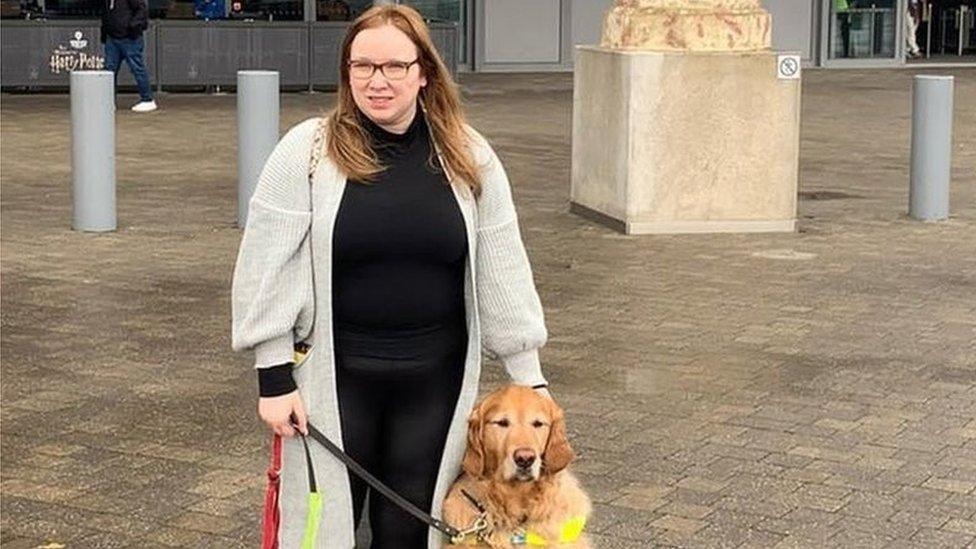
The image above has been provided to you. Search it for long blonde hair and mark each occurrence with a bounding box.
[325,5,481,196]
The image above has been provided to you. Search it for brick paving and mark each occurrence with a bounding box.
[2,68,974,548]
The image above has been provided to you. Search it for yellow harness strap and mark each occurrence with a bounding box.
[519,516,588,546]
[558,516,587,543]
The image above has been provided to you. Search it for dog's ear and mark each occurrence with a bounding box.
[543,402,574,475]
[462,402,486,478]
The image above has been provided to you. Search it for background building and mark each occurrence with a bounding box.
[2,0,972,91]
[462,0,973,71]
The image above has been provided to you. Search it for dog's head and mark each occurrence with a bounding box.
[462,385,575,483]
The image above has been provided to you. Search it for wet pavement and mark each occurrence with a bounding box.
[2,68,975,548]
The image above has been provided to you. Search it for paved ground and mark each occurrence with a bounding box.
[2,68,975,548]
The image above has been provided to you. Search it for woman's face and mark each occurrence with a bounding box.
[348,24,427,134]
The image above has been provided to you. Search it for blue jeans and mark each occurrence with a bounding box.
[104,35,153,102]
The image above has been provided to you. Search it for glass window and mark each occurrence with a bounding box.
[30,0,213,19]
[315,0,371,21]
[830,0,897,59]
[148,0,228,20]
[2,0,46,18]
[36,0,102,18]
[403,0,459,23]
[0,0,17,18]
[401,0,465,63]
[224,0,301,20]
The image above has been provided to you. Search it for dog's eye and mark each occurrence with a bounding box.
[494,419,510,428]
[532,420,545,428]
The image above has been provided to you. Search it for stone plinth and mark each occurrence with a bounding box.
[570,46,800,234]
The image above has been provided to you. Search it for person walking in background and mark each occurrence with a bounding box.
[101,0,157,112]
[906,0,923,58]
[835,0,852,58]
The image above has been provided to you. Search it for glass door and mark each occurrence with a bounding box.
[823,0,906,66]
[903,1,976,64]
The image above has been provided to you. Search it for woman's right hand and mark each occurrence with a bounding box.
[258,391,308,437]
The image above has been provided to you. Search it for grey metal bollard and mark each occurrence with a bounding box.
[70,70,116,232]
[909,75,953,221]
[237,70,280,228]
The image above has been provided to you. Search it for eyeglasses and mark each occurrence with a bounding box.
[348,59,420,81]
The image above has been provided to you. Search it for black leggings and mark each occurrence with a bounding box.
[336,346,465,548]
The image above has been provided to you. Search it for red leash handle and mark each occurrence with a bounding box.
[261,434,283,549]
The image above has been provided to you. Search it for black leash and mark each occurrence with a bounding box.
[300,422,462,540]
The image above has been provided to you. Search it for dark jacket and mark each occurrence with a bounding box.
[100,0,148,43]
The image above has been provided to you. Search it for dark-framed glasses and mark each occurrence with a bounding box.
[348,59,419,81]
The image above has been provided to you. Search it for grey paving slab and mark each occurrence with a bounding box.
[2,68,974,547]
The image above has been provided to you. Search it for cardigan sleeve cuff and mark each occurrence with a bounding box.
[258,363,297,397]
[254,334,295,369]
[502,349,547,387]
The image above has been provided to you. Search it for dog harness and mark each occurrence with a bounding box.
[453,489,587,546]
[452,517,587,546]
[510,516,587,545]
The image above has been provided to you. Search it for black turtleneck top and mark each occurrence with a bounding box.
[259,109,468,397]
[331,110,468,360]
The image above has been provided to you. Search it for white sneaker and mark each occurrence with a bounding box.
[131,100,158,113]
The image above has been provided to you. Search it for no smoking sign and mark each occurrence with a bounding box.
[777,54,801,80]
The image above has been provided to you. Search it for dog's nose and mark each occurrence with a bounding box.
[513,448,536,469]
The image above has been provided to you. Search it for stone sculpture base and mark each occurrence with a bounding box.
[571,46,800,235]
[601,2,772,51]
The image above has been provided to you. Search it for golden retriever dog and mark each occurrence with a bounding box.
[443,386,591,548]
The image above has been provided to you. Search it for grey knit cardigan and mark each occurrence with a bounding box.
[231,116,548,548]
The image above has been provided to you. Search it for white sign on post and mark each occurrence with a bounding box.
[777,54,801,80]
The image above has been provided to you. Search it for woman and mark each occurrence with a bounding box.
[231,5,551,548]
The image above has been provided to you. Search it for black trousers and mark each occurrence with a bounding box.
[336,344,465,548]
